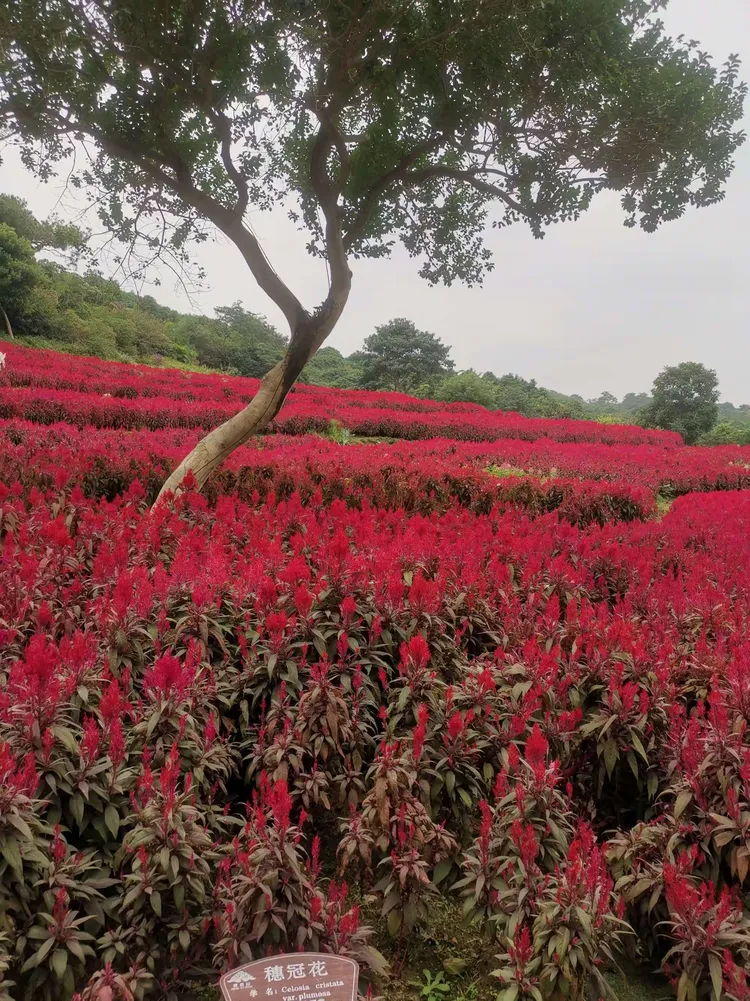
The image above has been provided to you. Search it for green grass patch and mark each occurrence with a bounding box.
[655,494,673,518]
[312,426,401,446]
[486,465,529,479]
[11,334,218,374]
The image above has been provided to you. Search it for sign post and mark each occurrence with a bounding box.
[219,953,359,1001]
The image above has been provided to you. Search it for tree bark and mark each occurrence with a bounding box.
[153,296,348,506]
[155,357,288,501]
[0,305,13,340]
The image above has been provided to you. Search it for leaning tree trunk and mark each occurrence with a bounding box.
[152,165,352,508]
[0,305,13,340]
[153,307,342,506]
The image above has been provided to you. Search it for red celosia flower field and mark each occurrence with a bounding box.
[0,342,680,444]
[1,341,750,1001]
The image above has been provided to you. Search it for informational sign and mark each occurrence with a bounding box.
[219,953,359,1001]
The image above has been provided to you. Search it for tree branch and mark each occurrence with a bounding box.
[308,108,352,310]
[342,138,445,250]
[97,132,308,330]
[400,166,535,216]
[7,100,309,332]
[208,109,250,219]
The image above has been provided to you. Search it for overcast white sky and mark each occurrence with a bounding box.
[2,0,748,403]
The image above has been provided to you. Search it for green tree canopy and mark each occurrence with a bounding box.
[0,194,88,263]
[359,318,454,393]
[435,369,498,408]
[697,421,750,447]
[213,303,289,378]
[0,221,42,332]
[620,392,653,414]
[717,401,750,425]
[300,346,363,389]
[168,304,288,377]
[0,0,745,494]
[587,391,619,413]
[479,372,582,418]
[640,361,720,444]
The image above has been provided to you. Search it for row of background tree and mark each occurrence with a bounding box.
[1,194,747,446]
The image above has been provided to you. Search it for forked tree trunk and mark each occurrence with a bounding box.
[153,307,342,506]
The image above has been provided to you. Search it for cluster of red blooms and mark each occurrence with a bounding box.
[0,343,749,999]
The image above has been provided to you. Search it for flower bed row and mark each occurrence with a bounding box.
[0,383,680,445]
[0,421,654,527]
[2,420,748,512]
[0,340,486,413]
[0,340,680,446]
[449,437,750,496]
[1,469,750,999]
